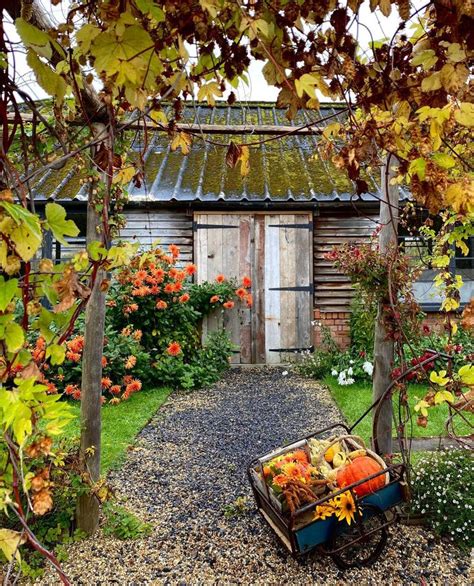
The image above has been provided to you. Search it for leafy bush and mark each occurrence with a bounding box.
[102,503,152,540]
[350,290,377,353]
[411,449,473,550]
[152,331,235,390]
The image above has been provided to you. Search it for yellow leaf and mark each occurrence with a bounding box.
[441,297,460,312]
[414,399,429,417]
[434,390,454,405]
[295,73,328,99]
[430,370,450,386]
[197,81,223,106]
[0,528,26,562]
[454,102,474,127]
[113,166,135,185]
[458,364,474,385]
[150,110,168,126]
[445,181,474,214]
[170,132,192,155]
[421,72,442,92]
[446,42,466,63]
[239,145,250,177]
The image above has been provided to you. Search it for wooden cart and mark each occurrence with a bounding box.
[248,423,408,569]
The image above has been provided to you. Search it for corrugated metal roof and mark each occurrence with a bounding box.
[31,103,383,204]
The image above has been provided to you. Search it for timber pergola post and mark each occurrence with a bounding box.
[372,155,399,456]
[76,123,109,534]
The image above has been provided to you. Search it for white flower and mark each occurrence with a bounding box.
[347,367,353,376]
[363,361,374,376]
[338,371,347,385]
[331,369,338,376]
[345,377,355,385]
[282,370,288,376]
[350,360,354,364]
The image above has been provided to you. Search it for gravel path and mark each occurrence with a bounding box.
[39,369,471,585]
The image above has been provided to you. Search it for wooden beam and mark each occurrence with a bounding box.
[6,114,324,136]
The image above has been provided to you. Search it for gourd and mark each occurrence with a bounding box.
[336,456,385,497]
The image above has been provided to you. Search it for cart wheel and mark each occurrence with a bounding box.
[326,504,388,570]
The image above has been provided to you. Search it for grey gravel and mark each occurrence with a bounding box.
[37,368,471,585]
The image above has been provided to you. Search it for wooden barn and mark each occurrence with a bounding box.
[33,103,474,364]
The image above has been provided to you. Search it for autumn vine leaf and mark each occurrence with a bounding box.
[45,203,80,246]
[170,132,192,155]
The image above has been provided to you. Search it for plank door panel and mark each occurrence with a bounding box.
[264,213,312,362]
[194,213,252,364]
[252,215,266,363]
[264,214,281,364]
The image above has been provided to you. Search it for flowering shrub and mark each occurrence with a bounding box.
[411,449,473,549]
[108,245,250,358]
[47,324,150,403]
[330,351,374,386]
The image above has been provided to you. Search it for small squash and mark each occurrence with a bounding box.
[336,456,385,497]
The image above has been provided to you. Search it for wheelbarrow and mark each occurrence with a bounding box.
[247,421,409,569]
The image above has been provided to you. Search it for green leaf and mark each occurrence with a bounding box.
[26,50,67,104]
[15,17,52,59]
[46,344,66,366]
[135,0,165,21]
[0,277,18,312]
[410,49,438,70]
[408,157,426,180]
[88,240,107,261]
[4,322,25,353]
[432,152,456,169]
[45,203,79,245]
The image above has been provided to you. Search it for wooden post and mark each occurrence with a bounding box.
[372,156,399,456]
[76,124,108,534]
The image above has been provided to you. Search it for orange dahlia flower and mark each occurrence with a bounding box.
[156,300,168,310]
[125,355,137,369]
[236,287,247,299]
[179,293,190,303]
[185,263,197,275]
[216,274,225,283]
[223,300,235,309]
[166,341,182,356]
[242,275,252,288]
[210,295,220,303]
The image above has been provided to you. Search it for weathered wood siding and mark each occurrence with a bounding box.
[313,208,379,311]
[118,209,193,262]
[51,209,193,262]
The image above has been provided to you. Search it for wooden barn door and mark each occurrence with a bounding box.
[194,212,312,364]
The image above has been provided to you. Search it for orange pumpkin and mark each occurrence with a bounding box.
[336,456,386,497]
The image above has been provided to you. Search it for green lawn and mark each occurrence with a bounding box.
[323,376,472,443]
[63,388,171,473]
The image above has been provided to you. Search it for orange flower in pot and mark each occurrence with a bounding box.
[336,456,385,498]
